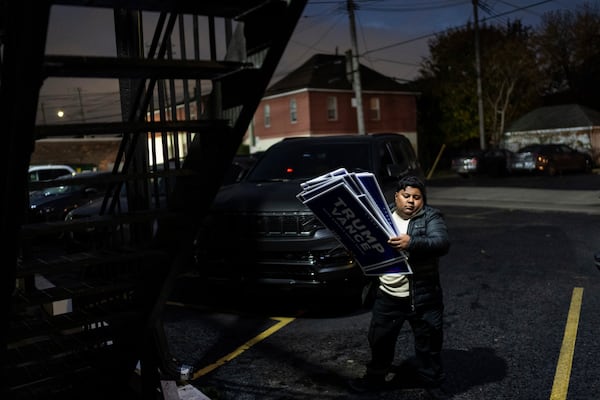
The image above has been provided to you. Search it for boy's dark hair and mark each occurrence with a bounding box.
[396,175,427,203]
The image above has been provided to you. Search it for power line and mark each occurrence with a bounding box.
[355,0,470,13]
[361,0,555,56]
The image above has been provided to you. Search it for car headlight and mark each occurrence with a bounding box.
[31,205,56,216]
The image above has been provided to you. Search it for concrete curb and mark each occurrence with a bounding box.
[428,187,600,215]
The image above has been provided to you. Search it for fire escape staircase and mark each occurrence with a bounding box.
[0,0,307,398]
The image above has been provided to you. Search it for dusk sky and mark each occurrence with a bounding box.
[279,0,596,83]
[39,0,596,123]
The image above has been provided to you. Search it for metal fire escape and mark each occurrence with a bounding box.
[1,0,307,398]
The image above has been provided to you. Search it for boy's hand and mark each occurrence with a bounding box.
[388,234,410,250]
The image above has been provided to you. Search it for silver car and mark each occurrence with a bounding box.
[451,148,514,177]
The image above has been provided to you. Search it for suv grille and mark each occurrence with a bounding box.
[219,212,322,237]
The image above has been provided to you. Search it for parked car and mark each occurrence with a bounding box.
[194,133,424,307]
[28,164,76,182]
[595,252,600,272]
[510,144,593,175]
[64,167,173,247]
[64,182,134,247]
[64,155,262,248]
[451,148,514,177]
[28,171,108,223]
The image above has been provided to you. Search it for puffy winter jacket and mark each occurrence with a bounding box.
[403,204,450,310]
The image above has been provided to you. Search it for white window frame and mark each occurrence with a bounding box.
[327,96,338,121]
[264,104,271,127]
[369,97,381,121]
[290,98,297,123]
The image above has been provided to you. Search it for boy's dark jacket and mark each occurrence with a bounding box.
[396,204,450,310]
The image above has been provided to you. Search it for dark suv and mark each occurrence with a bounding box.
[194,134,423,305]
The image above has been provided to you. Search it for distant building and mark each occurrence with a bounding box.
[32,54,420,167]
[246,53,419,154]
[502,103,600,165]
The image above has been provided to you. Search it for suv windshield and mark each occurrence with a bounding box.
[518,145,543,153]
[246,142,373,182]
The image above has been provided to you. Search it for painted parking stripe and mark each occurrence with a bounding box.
[550,287,583,400]
[192,316,296,379]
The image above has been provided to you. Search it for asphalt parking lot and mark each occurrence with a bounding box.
[166,171,600,400]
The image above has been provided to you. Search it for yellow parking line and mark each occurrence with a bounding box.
[192,316,295,379]
[550,287,583,400]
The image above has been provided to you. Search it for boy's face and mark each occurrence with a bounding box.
[394,185,424,219]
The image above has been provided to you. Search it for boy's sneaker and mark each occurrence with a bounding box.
[390,363,447,391]
[425,385,451,400]
[348,375,387,393]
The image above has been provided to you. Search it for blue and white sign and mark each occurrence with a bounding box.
[297,170,411,275]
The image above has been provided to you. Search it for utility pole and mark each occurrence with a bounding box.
[472,0,485,150]
[40,102,47,124]
[347,0,365,135]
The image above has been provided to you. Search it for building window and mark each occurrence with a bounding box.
[290,98,297,123]
[264,104,271,127]
[369,97,381,120]
[327,96,338,121]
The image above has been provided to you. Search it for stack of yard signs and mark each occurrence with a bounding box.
[297,168,411,276]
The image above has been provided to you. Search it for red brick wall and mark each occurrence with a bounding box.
[256,91,311,139]
[308,92,356,134]
[253,89,417,140]
[367,93,417,132]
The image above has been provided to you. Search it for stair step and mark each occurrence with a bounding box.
[14,278,139,308]
[17,248,168,277]
[35,119,232,139]
[8,306,140,343]
[6,327,132,398]
[44,55,252,79]
[53,0,272,18]
[7,322,116,368]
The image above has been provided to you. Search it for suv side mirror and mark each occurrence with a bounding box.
[386,164,404,178]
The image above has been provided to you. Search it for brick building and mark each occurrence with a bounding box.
[31,53,420,168]
[246,53,419,153]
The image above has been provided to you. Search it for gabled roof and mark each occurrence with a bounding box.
[507,104,600,131]
[266,53,410,96]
